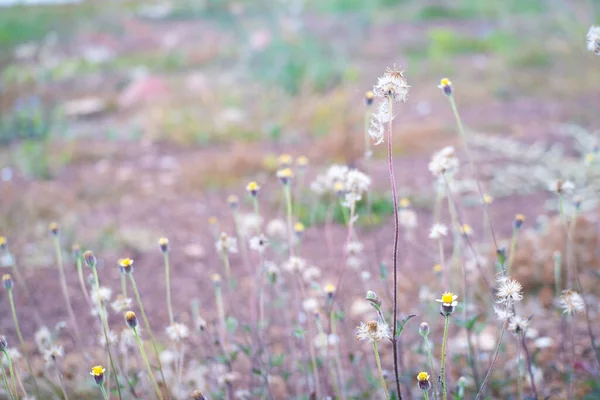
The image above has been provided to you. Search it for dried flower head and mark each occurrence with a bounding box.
[356,320,391,343]
[192,390,207,400]
[159,237,169,253]
[277,154,293,167]
[549,179,575,195]
[246,181,260,197]
[436,292,458,316]
[373,66,409,102]
[508,316,529,334]
[364,90,375,106]
[49,222,60,236]
[493,306,513,322]
[83,250,97,268]
[496,277,523,306]
[90,365,106,385]
[276,168,294,185]
[166,323,190,342]
[118,258,134,275]
[2,273,13,290]
[124,311,138,329]
[216,232,238,254]
[438,78,452,96]
[559,290,585,315]
[43,345,64,364]
[587,25,600,55]
[429,224,448,240]
[417,371,432,391]
[428,146,459,177]
[111,295,133,313]
[249,234,269,253]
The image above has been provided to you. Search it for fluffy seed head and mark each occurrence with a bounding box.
[508,316,529,334]
[373,66,409,102]
[356,320,391,343]
[549,179,575,195]
[2,274,13,290]
[559,290,585,315]
[124,311,138,329]
[587,26,600,54]
[496,277,523,306]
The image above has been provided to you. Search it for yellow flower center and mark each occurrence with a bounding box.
[277,168,293,178]
[119,258,133,267]
[324,283,336,294]
[440,78,451,86]
[247,181,259,191]
[294,222,305,232]
[433,264,443,273]
[208,216,217,225]
[441,292,454,304]
[417,371,430,382]
[365,90,375,100]
[366,321,378,333]
[296,156,309,166]
[159,237,169,245]
[399,197,411,208]
[0,236,6,245]
[2,274,11,282]
[515,214,525,222]
[277,154,293,165]
[91,366,105,376]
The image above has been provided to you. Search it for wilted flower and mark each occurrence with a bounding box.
[216,232,238,254]
[166,323,189,342]
[587,26,600,55]
[356,320,391,343]
[428,146,459,177]
[508,316,529,334]
[429,223,448,239]
[373,66,409,102]
[558,290,585,315]
[496,277,523,306]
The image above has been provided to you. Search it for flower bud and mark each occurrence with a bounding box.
[159,237,169,253]
[83,250,97,268]
[125,311,138,329]
[419,322,430,337]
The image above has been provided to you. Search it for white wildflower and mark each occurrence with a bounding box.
[360,270,372,281]
[428,146,459,177]
[91,286,113,306]
[558,290,585,315]
[346,241,364,255]
[587,25,600,54]
[356,320,392,343]
[216,232,237,254]
[283,257,307,273]
[496,277,523,306]
[429,223,448,239]
[266,219,287,238]
[302,266,321,282]
[35,327,52,352]
[399,209,417,229]
[508,316,529,334]
[302,298,319,313]
[372,66,409,102]
[249,234,269,253]
[166,323,190,342]
[548,179,575,195]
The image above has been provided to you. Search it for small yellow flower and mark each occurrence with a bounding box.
[158,237,169,252]
[211,273,222,284]
[417,371,432,391]
[399,197,411,208]
[90,365,105,377]
[49,222,60,236]
[118,258,134,274]
[124,311,138,328]
[585,153,595,165]
[460,224,473,236]
[208,216,218,225]
[483,194,494,204]
[417,371,430,382]
[276,168,294,184]
[324,283,336,295]
[333,181,345,195]
[438,78,452,96]
[433,264,443,273]
[2,274,13,290]
[227,195,239,208]
[0,236,6,246]
[277,154,293,167]
[296,156,309,168]
[246,181,260,195]
[364,90,375,106]
[294,222,305,234]
[437,291,458,316]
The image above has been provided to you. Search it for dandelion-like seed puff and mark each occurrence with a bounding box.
[373,66,409,102]
[356,320,391,343]
[587,26,600,55]
[559,290,585,316]
[496,277,523,306]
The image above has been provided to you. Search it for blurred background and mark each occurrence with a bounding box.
[1,0,599,294]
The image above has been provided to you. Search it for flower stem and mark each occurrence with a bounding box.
[283,184,294,258]
[440,315,450,400]
[475,323,506,400]
[133,327,164,400]
[507,228,518,276]
[99,384,110,400]
[424,391,430,400]
[2,350,18,399]
[373,341,390,400]
[164,252,174,325]
[121,274,128,298]
[75,256,93,308]
[387,95,403,400]
[7,288,40,397]
[423,336,438,400]
[92,267,123,400]
[516,334,523,400]
[521,332,538,399]
[0,361,15,400]
[128,274,168,391]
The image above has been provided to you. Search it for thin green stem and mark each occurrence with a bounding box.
[133,328,164,400]
[0,354,16,400]
[283,184,294,258]
[423,336,438,400]
[440,316,450,400]
[164,252,174,325]
[517,334,523,400]
[2,350,18,399]
[215,284,226,342]
[8,289,39,397]
[128,274,168,391]
[425,391,430,400]
[92,267,123,400]
[76,256,92,308]
[373,341,390,400]
[475,323,506,400]
[99,384,109,400]
[121,274,127,298]
[507,228,518,276]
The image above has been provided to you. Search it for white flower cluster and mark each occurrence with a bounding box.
[310,165,371,207]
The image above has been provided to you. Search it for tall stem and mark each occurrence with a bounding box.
[0,362,15,400]
[164,252,174,325]
[283,184,294,258]
[507,229,518,275]
[387,96,403,400]
[128,274,168,393]
[440,316,450,400]
[99,383,110,400]
[1,350,17,399]
[76,256,92,308]
[92,267,123,400]
[517,334,523,400]
[373,341,390,400]
[521,332,538,399]
[424,336,439,400]
[475,323,506,400]
[7,289,39,397]
[133,328,164,400]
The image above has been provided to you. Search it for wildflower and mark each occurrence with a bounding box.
[294,222,305,237]
[428,146,459,177]
[71,244,81,258]
[558,290,585,315]
[302,266,321,282]
[429,223,448,239]
[91,286,112,306]
[49,222,60,236]
[364,90,375,106]
[296,156,309,170]
[373,66,409,102]
[0,336,7,351]
[124,311,138,329]
[111,295,133,313]
[496,277,523,306]
[302,298,319,313]
[159,237,169,253]
[283,256,307,273]
[417,371,432,391]
[166,323,190,342]
[249,234,269,253]
[2,273,13,290]
[482,194,494,204]
[399,197,411,208]
[433,264,443,273]
[276,168,293,185]
[508,316,529,334]
[227,195,239,209]
[90,365,106,385]
[246,181,260,197]
[356,320,391,343]
[436,292,458,316]
[419,322,430,336]
[216,232,238,254]
[513,214,525,230]
[208,216,218,226]
[0,236,6,251]
[438,78,452,96]
[43,345,64,364]
[587,26,600,54]
[35,327,52,351]
[549,179,575,195]
[399,209,417,229]
[118,258,134,275]
[266,219,287,238]
[211,273,222,287]
[493,306,513,322]
[346,241,364,255]
[460,224,473,237]
[83,250,97,267]
[277,154,293,167]
[324,283,336,299]
[192,390,207,400]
